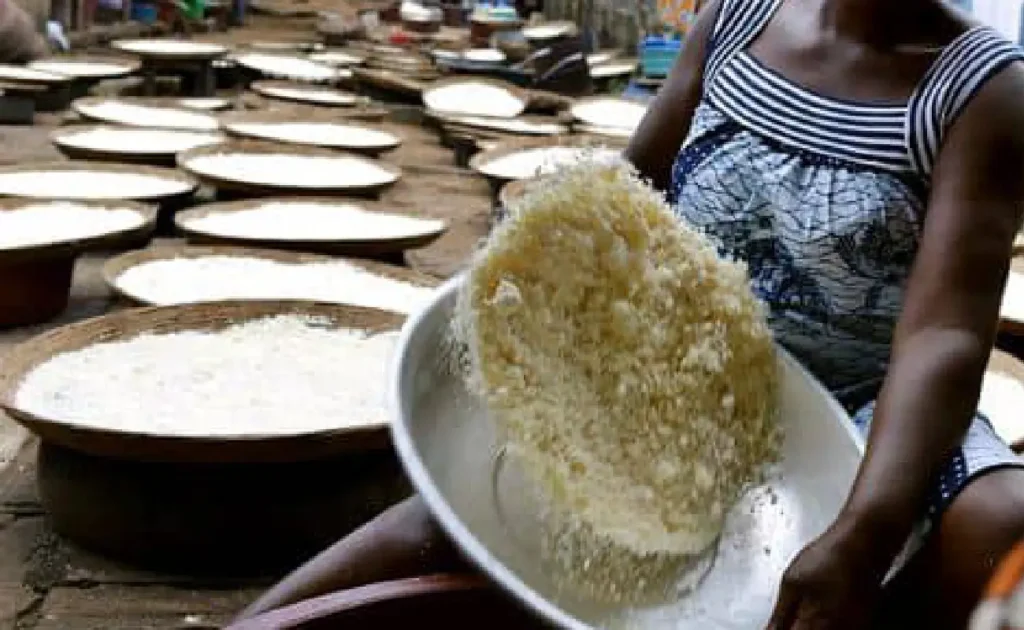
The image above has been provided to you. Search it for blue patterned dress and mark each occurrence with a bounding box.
[670,0,1024,536]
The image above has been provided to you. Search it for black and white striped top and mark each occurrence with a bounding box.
[702,0,1024,178]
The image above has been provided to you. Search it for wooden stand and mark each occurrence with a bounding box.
[140,57,217,97]
[37,441,411,575]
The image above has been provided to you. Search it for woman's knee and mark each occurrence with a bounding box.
[920,467,1024,626]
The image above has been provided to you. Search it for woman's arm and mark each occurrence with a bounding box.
[838,62,1024,576]
[624,0,720,190]
[236,496,466,620]
[769,60,1024,630]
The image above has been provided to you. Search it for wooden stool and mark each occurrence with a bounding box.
[980,349,1024,454]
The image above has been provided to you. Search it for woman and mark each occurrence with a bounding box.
[239,1,1024,628]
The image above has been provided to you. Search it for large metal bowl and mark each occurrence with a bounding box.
[389,277,866,629]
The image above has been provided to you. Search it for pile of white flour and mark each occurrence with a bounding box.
[15,315,399,437]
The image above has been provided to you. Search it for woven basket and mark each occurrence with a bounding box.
[352,67,426,99]
[174,195,447,257]
[102,243,441,307]
[249,79,368,108]
[0,300,406,463]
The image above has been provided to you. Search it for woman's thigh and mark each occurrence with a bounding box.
[878,467,1024,629]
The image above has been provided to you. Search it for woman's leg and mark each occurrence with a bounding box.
[877,467,1024,629]
[236,496,470,621]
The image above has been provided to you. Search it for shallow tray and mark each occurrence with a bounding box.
[28,55,140,80]
[177,141,402,197]
[422,76,527,119]
[0,65,71,86]
[0,300,405,463]
[352,68,426,99]
[72,96,220,132]
[220,114,401,156]
[569,96,646,133]
[174,196,447,257]
[469,135,627,184]
[233,52,347,84]
[50,124,225,166]
[102,243,441,307]
[111,38,228,61]
[249,79,365,107]
[0,198,156,327]
[0,161,197,202]
[389,278,864,629]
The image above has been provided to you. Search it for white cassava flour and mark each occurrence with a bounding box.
[76,99,219,131]
[183,201,444,241]
[235,53,338,82]
[253,83,359,106]
[0,65,66,83]
[454,156,780,602]
[177,97,230,111]
[28,60,133,78]
[115,256,435,313]
[308,51,364,66]
[226,122,398,149]
[183,153,398,188]
[477,146,619,180]
[444,115,565,136]
[113,39,227,57]
[15,316,399,437]
[423,81,524,118]
[57,126,224,154]
[589,62,637,79]
[0,202,145,249]
[0,170,191,200]
[571,97,647,131]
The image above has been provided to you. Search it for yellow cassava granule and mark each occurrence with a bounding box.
[453,156,780,601]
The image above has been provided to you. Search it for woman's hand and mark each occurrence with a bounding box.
[766,516,888,630]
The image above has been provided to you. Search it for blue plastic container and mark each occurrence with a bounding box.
[639,36,681,78]
[131,1,158,23]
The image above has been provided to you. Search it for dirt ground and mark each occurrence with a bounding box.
[0,18,495,627]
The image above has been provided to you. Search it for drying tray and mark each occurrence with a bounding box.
[0,300,406,463]
[0,161,198,202]
[389,277,865,629]
[308,48,368,67]
[352,68,426,98]
[176,96,233,111]
[177,141,402,197]
[430,111,568,139]
[0,198,157,265]
[422,77,528,119]
[588,59,639,80]
[102,243,441,306]
[469,135,628,184]
[174,196,447,257]
[72,96,220,132]
[111,38,229,61]
[27,55,140,80]
[520,21,578,42]
[0,198,156,327]
[219,112,401,156]
[50,124,225,166]
[250,79,366,107]
[0,65,70,86]
[568,96,647,133]
[233,52,350,84]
